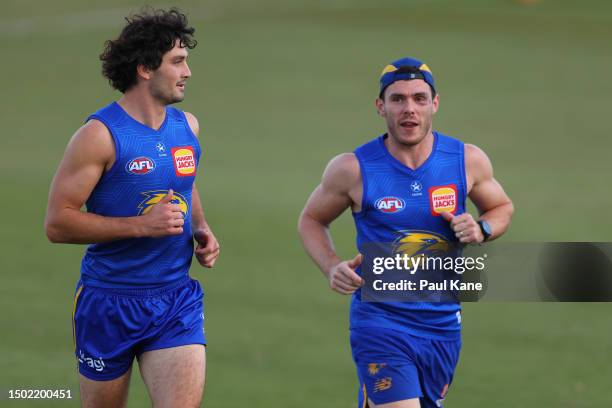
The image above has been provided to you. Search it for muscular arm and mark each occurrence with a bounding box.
[190,185,208,232]
[45,120,184,244]
[45,121,142,243]
[184,111,220,268]
[465,144,514,241]
[298,154,363,293]
[184,111,212,234]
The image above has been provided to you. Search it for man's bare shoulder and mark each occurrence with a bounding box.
[76,119,112,142]
[183,111,199,136]
[465,143,494,187]
[322,153,361,191]
[465,143,488,161]
[465,143,493,171]
[67,119,115,164]
[325,153,360,179]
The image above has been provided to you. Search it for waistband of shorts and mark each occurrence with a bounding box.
[82,276,192,297]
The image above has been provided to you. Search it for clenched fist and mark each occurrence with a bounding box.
[194,228,220,268]
[141,189,185,237]
[441,211,484,244]
[328,254,364,295]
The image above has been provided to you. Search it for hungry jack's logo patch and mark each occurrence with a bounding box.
[429,184,457,216]
[172,146,196,177]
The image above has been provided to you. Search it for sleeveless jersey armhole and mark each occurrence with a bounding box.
[176,109,202,163]
[86,115,121,184]
[459,142,468,207]
[353,153,368,219]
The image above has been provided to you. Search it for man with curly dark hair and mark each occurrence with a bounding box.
[45,8,218,407]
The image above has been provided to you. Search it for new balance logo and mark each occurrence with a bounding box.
[373,377,392,392]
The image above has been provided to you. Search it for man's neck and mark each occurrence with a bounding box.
[384,131,435,170]
[117,88,166,130]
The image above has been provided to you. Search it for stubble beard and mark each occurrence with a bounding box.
[150,80,183,106]
[388,118,432,148]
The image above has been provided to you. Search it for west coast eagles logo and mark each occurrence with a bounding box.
[137,190,188,217]
[368,363,387,375]
[392,230,450,260]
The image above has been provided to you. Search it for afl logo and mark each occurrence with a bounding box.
[375,196,405,213]
[126,157,155,175]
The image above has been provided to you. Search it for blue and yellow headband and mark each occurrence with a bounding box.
[379,57,436,97]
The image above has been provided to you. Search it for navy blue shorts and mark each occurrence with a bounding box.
[72,277,206,381]
[351,328,461,408]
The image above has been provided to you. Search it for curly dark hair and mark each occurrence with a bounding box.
[100,7,197,93]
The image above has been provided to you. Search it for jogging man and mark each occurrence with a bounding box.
[298,57,513,407]
[45,8,219,407]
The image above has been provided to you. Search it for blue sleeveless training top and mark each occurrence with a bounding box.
[351,132,466,340]
[80,102,201,288]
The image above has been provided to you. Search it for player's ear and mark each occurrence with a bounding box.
[137,64,153,81]
[432,93,440,114]
[375,97,385,117]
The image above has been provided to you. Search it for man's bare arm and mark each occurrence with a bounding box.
[184,110,208,233]
[298,153,364,294]
[192,184,220,268]
[184,111,220,268]
[191,185,208,232]
[45,120,184,244]
[465,144,514,241]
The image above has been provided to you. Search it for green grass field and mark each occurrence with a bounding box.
[1,0,611,406]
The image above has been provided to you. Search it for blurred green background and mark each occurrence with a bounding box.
[1,0,611,406]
